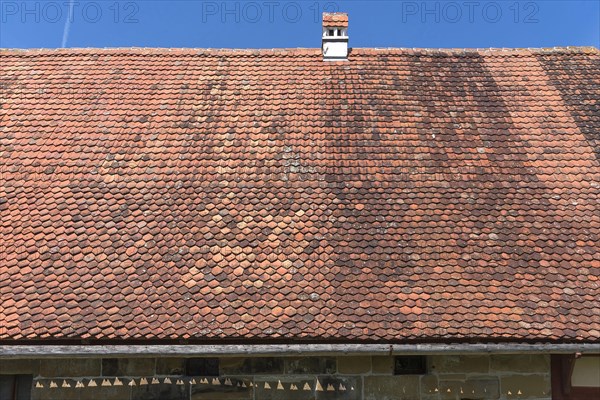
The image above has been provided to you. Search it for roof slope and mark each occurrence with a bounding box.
[1,47,599,343]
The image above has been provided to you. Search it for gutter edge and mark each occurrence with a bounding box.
[1,343,599,359]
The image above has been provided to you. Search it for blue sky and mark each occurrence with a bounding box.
[0,1,598,49]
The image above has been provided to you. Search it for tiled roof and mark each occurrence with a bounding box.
[323,12,348,27]
[1,47,599,343]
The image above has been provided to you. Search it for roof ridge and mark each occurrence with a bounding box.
[1,46,597,56]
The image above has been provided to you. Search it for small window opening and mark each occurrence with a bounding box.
[394,356,427,375]
[552,354,600,400]
[571,356,600,387]
[328,29,334,36]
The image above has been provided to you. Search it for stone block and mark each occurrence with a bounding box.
[364,375,419,400]
[437,374,466,381]
[219,357,284,375]
[372,356,394,374]
[464,377,499,400]
[219,358,246,375]
[490,355,550,373]
[156,358,185,375]
[284,357,336,374]
[132,380,189,400]
[80,379,133,400]
[501,374,551,399]
[438,380,462,400]
[32,381,80,400]
[39,359,101,377]
[337,356,371,374]
[316,376,361,400]
[254,376,315,400]
[102,358,155,376]
[421,393,440,400]
[186,358,219,376]
[439,377,500,400]
[430,355,489,374]
[248,357,285,374]
[0,359,40,375]
[421,375,439,397]
[192,377,253,400]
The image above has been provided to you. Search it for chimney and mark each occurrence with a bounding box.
[322,12,349,61]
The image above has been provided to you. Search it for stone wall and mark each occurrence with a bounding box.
[0,354,551,400]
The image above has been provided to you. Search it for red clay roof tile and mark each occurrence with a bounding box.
[323,12,348,27]
[0,47,599,343]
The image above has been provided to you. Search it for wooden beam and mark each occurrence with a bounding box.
[1,343,599,359]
